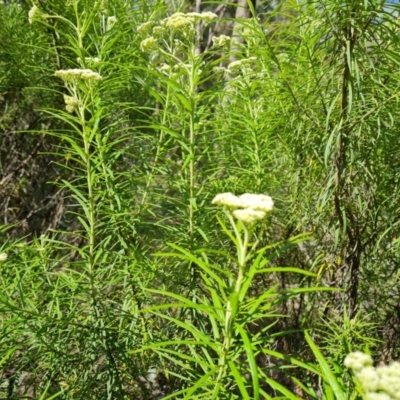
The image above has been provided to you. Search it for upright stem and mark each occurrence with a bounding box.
[78,103,95,277]
[188,45,197,295]
[214,218,249,393]
[335,9,361,318]
[140,85,171,208]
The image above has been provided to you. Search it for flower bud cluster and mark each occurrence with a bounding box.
[161,12,197,32]
[77,57,101,66]
[138,12,217,52]
[161,11,217,31]
[159,64,171,73]
[212,35,231,49]
[227,57,258,76]
[63,95,81,113]
[55,69,103,83]
[106,16,117,31]
[137,21,153,35]
[201,11,218,24]
[274,53,290,65]
[212,193,273,226]
[152,26,167,37]
[140,37,158,53]
[345,352,400,400]
[28,5,45,24]
[213,66,227,74]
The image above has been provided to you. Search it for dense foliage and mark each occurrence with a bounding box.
[1,0,400,398]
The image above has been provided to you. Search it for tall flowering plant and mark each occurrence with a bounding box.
[132,192,317,399]
[211,193,274,390]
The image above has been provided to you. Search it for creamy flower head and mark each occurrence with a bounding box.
[274,53,290,65]
[239,193,274,212]
[153,26,167,37]
[0,253,8,262]
[213,66,227,75]
[242,28,253,37]
[365,394,392,400]
[377,363,400,399]
[28,5,42,24]
[212,192,273,211]
[186,12,203,21]
[233,209,266,225]
[356,366,380,392]
[55,69,103,83]
[140,37,158,52]
[107,16,117,31]
[159,64,171,72]
[137,21,153,35]
[228,60,243,71]
[160,11,216,35]
[63,95,80,113]
[158,64,174,76]
[212,192,243,208]
[345,352,400,400]
[186,11,217,24]
[344,351,373,371]
[161,12,195,32]
[201,11,218,24]
[77,57,101,65]
[212,192,273,226]
[212,35,231,48]
[228,57,258,76]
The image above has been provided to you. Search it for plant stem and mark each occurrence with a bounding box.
[214,220,249,394]
[188,44,197,296]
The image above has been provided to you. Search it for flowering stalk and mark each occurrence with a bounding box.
[187,34,197,290]
[138,12,218,295]
[54,68,102,277]
[212,193,274,393]
[214,210,249,387]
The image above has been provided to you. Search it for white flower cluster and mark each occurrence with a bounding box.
[274,53,290,65]
[161,12,193,37]
[106,16,117,31]
[63,94,81,113]
[28,5,44,24]
[152,26,167,37]
[159,64,171,73]
[161,12,196,31]
[77,57,101,66]
[227,57,257,76]
[213,66,227,75]
[137,21,153,35]
[55,69,103,83]
[0,253,7,262]
[345,352,400,400]
[344,351,373,371]
[199,11,218,24]
[139,12,217,51]
[212,193,273,226]
[174,63,202,75]
[212,35,231,49]
[161,11,217,29]
[140,37,158,53]
[241,28,253,37]
[158,63,200,77]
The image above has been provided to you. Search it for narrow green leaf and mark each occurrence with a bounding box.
[228,360,251,400]
[236,324,259,400]
[304,331,346,400]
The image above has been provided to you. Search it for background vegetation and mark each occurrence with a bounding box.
[0,0,399,398]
